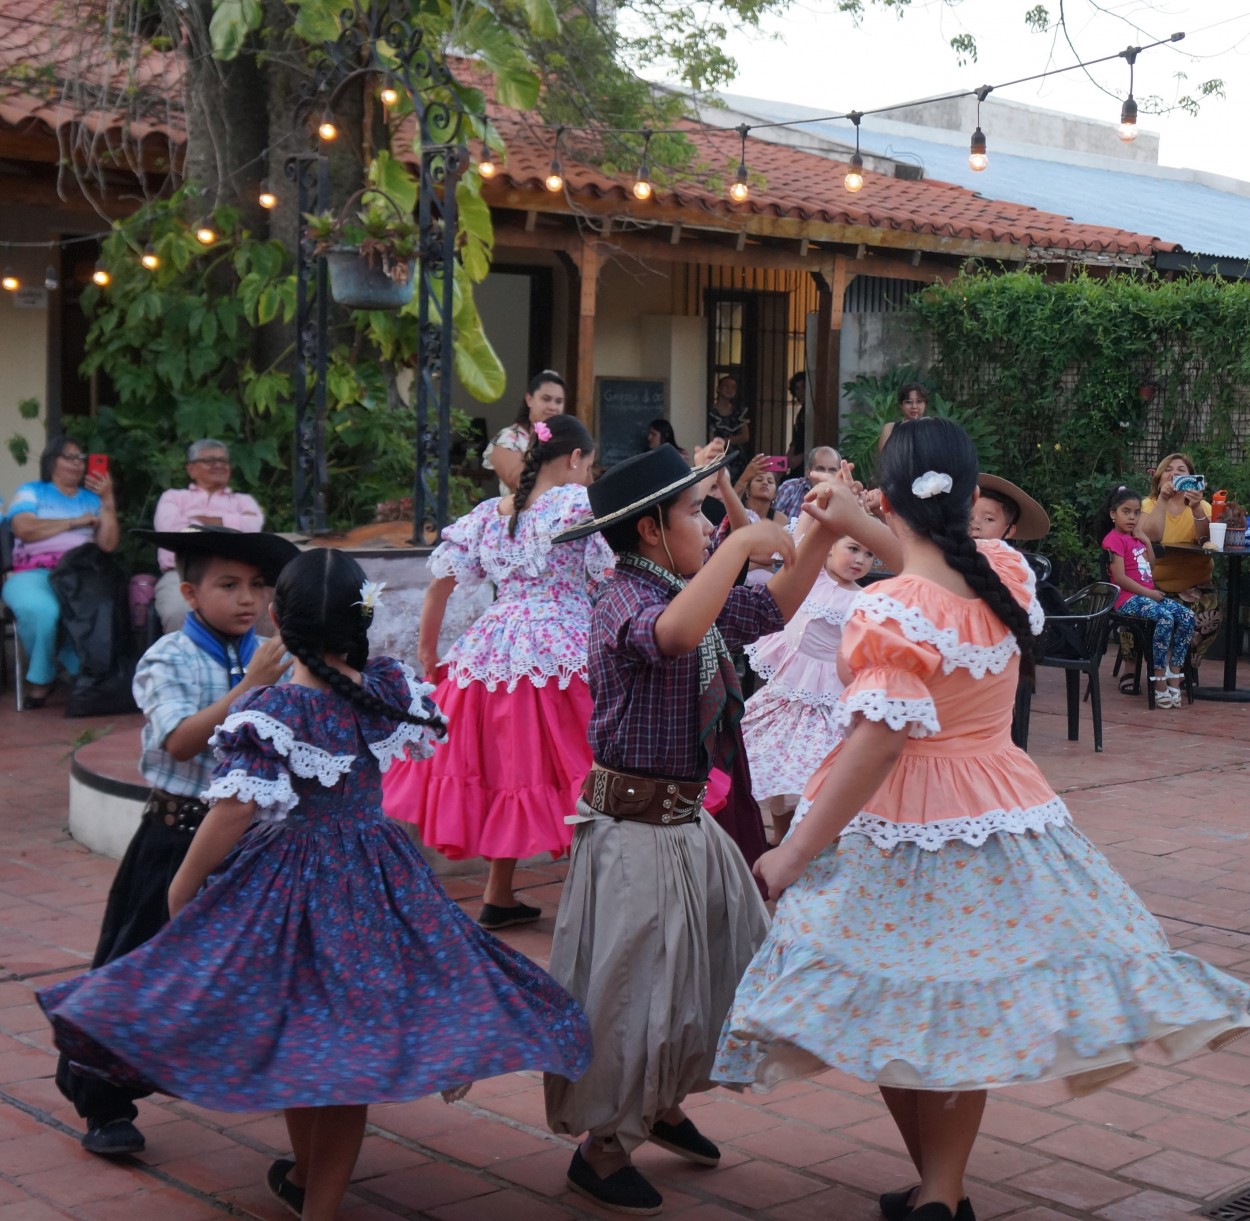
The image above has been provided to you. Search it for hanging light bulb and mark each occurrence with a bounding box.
[844,113,865,193]
[195,219,218,246]
[1118,46,1140,142]
[140,243,160,270]
[258,179,277,209]
[1,269,18,292]
[633,129,653,201]
[379,78,400,107]
[91,261,111,287]
[44,265,58,291]
[968,86,991,172]
[727,124,751,203]
[544,126,565,193]
[318,110,338,142]
[1118,95,1139,142]
[477,141,497,179]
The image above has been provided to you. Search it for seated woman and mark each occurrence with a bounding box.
[1139,452,1220,665]
[3,437,119,706]
[483,371,566,495]
[715,456,789,586]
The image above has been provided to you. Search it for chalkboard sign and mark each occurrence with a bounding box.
[595,377,668,469]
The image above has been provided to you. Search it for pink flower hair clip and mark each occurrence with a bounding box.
[534,420,553,443]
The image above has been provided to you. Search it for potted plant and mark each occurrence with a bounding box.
[305,190,419,310]
[1223,501,1248,549]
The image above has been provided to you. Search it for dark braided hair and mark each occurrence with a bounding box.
[272,549,444,731]
[509,415,595,537]
[879,418,1037,682]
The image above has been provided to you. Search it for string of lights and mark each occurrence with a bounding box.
[0,31,1183,290]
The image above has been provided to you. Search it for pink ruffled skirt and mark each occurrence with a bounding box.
[382,673,592,861]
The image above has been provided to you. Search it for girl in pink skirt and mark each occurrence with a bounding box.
[383,416,612,930]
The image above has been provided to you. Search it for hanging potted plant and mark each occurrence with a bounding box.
[306,189,419,310]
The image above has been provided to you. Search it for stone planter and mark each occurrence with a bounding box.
[326,247,415,310]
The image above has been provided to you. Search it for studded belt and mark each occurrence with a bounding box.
[580,766,706,826]
[141,788,209,835]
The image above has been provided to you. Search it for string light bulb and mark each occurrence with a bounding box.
[194,219,218,246]
[379,78,399,107]
[477,141,497,179]
[544,126,564,193]
[968,85,991,172]
[258,180,277,209]
[728,124,750,203]
[1,269,17,292]
[140,243,160,270]
[318,110,338,142]
[91,261,111,287]
[844,112,864,193]
[632,129,653,201]
[1118,46,1139,142]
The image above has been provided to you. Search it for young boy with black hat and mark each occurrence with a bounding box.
[57,525,298,1156]
[544,443,868,1215]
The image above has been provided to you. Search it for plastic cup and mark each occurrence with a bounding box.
[1209,522,1228,549]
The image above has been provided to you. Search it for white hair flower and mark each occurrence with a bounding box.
[355,580,387,613]
[911,471,954,499]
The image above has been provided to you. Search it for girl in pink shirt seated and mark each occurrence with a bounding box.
[1101,484,1195,709]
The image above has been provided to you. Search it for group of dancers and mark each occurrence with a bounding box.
[39,415,1250,1221]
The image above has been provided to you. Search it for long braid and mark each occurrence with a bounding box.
[509,439,543,537]
[880,416,1039,683]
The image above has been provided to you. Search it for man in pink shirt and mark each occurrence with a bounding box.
[153,439,266,631]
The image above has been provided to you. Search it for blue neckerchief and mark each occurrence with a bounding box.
[182,612,258,682]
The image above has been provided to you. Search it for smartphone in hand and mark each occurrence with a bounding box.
[87,453,109,481]
[760,455,789,474]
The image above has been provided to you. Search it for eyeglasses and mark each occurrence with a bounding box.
[59,452,86,463]
[191,458,231,468]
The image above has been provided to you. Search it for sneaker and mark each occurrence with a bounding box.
[478,901,542,930]
[566,1148,662,1216]
[82,1118,145,1156]
[266,1158,305,1218]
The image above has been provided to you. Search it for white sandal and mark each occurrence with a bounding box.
[1152,680,1177,708]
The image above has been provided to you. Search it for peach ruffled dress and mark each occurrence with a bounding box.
[716,540,1250,1095]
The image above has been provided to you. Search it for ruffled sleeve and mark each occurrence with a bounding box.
[550,485,615,586]
[427,500,497,590]
[977,538,1044,636]
[357,657,447,772]
[836,614,942,738]
[204,687,355,821]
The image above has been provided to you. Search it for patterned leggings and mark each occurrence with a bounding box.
[1119,594,1197,673]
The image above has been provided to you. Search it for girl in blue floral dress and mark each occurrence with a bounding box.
[41,548,592,1221]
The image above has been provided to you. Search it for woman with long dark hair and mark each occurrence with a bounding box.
[483,370,566,494]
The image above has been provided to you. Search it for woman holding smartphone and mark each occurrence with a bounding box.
[3,436,119,706]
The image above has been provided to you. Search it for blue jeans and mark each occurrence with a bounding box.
[2,569,79,685]
[1119,593,1196,673]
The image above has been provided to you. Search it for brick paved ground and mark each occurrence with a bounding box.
[2,666,1250,1219]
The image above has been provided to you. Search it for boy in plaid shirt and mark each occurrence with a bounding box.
[544,443,869,1215]
[56,526,295,1157]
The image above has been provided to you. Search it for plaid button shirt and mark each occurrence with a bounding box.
[773,476,809,520]
[133,631,237,798]
[588,563,784,780]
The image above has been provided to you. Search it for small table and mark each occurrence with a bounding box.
[1165,542,1250,701]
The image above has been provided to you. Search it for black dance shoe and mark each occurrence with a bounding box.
[82,1118,144,1156]
[478,901,542,930]
[567,1147,663,1215]
[648,1117,721,1166]
[266,1158,306,1218]
[880,1187,974,1221]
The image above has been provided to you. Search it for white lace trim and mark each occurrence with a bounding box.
[445,658,586,693]
[367,661,445,771]
[213,710,356,787]
[804,600,854,628]
[428,546,485,590]
[750,678,846,707]
[852,591,1020,677]
[1010,547,1046,637]
[842,797,1072,851]
[834,689,940,738]
[203,770,297,823]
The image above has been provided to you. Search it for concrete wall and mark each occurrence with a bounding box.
[838,312,929,423]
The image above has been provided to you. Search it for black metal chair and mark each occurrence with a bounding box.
[1013,582,1119,753]
[0,518,22,711]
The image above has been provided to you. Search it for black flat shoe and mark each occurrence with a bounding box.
[567,1148,662,1215]
[880,1187,974,1221]
[266,1157,305,1218]
[82,1118,144,1156]
[478,901,541,930]
[649,1117,720,1166]
[908,1207,955,1221]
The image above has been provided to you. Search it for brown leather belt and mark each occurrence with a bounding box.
[580,765,706,826]
[142,788,209,835]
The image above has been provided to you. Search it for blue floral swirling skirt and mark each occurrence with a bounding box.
[714,821,1250,1094]
[40,817,592,1111]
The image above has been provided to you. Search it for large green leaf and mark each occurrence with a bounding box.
[454,309,506,402]
[366,152,418,217]
[290,0,341,44]
[521,0,561,38]
[209,0,261,60]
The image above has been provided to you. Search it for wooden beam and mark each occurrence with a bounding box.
[735,230,747,252]
[812,265,837,450]
[524,210,538,232]
[798,238,810,258]
[575,238,600,429]
[670,223,682,246]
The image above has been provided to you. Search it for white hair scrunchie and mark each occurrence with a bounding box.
[911,471,954,499]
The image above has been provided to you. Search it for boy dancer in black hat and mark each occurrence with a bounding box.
[57,525,298,1156]
[545,444,887,1214]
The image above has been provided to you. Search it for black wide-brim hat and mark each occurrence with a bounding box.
[978,474,1050,542]
[133,525,301,585]
[552,444,732,543]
